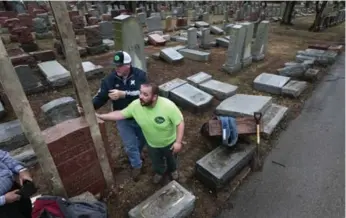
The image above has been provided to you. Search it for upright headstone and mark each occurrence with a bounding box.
[146,15,163,32]
[187,27,198,49]
[241,22,254,67]
[99,21,114,39]
[84,25,108,55]
[222,24,246,74]
[200,28,211,49]
[113,15,147,72]
[252,20,269,61]
[42,117,115,197]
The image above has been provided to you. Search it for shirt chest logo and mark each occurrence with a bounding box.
[130,80,135,86]
[154,116,165,124]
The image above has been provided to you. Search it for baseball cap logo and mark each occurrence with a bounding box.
[114,55,120,61]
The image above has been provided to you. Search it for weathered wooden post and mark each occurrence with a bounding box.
[0,39,66,196]
[49,1,115,189]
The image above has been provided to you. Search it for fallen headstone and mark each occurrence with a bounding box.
[37,60,70,87]
[178,48,210,62]
[262,103,288,137]
[41,97,80,126]
[195,21,210,28]
[82,61,104,78]
[282,80,308,98]
[187,72,238,100]
[304,68,322,81]
[199,79,238,101]
[210,25,224,35]
[128,180,196,218]
[148,33,167,46]
[215,37,229,48]
[253,73,290,95]
[10,145,36,167]
[196,144,256,190]
[170,35,188,43]
[0,119,29,151]
[277,63,307,78]
[296,54,316,63]
[14,65,44,94]
[186,72,212,87]
[160,48,184,64]
[170,83,213,112]
[159,78,187,98]
[216,94,272,117]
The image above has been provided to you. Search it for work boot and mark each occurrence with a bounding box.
[152,174,163,184]
[170,171,179,180]
[132,168,142,182]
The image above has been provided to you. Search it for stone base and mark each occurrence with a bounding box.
[35,31,53,40]
[86,44,108,55]
[242,56,253,68]
[222,63,242,74]
[262,103,288,138]
[252,53,265,61]
[20,42,38,53]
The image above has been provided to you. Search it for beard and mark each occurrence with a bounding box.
[140,98,153,106]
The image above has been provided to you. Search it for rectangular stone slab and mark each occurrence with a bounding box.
[0,119,29,152]
[159,78,187,98]
[216,94,272,117]
[253,73,290,95]
[196,144,256,190]
[82,61,104,78]
[170,83,213,112]
[186,71,212,86]
[160,47,184,64]
[199,79,238,100]
[195,21,210,28]
[282,80,308,98]
[14,65,44,94]
[38,60,71,87]
[128,180,196,218]
[262,103,288,137]
[178,48,210,62]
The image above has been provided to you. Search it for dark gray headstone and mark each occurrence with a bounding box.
[15,65,44,94]
[99,21,114,39]
[0,120,28,152]
[129,181,196,218]
[41,97,79,126]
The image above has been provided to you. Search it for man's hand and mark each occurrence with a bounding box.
[108,89,126,100]
[19,169,32,186]
[171,142,182,154]
[5,190,21,204]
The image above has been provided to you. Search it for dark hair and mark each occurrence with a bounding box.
[141,82,159,95]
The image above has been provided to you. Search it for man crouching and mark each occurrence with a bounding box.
[96,83,185,184]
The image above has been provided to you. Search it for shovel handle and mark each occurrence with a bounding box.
[254,112,262,124]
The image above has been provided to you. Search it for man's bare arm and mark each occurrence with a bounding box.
[96,111,126,121]
[175,120,185,143]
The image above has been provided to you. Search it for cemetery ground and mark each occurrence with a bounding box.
[3,16,344,218]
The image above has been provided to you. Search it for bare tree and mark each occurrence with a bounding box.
[309,1,328,32]
[281,1,296,25]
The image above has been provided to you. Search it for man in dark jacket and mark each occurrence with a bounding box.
[78,51,147,181]
[0,149,33,218]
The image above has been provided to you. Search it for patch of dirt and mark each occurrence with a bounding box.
[1,15,345,218]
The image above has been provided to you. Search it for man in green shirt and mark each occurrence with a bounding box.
[96,83,185,184]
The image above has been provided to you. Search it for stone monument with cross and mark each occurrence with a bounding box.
[113,15,147,72]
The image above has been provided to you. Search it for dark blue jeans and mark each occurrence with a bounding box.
[116,119,146,169]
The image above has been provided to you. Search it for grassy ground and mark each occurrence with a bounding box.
[1,15,344,217]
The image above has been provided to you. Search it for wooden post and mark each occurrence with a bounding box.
[49,1,115,189]
[0,39,66,196]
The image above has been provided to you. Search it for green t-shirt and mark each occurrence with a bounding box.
[121,97,183,148]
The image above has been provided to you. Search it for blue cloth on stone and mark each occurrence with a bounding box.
[217,116,239,147]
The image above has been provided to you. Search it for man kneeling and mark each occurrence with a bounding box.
[0,149,33,218]
[96,83,185,184]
